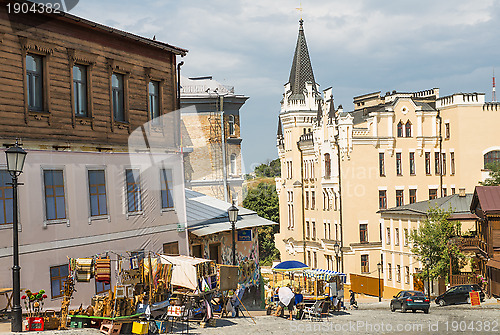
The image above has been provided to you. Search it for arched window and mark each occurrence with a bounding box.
[405,121,412,137]
[397,121,403,137]
[484,150,500,168]
[230,154,237,175]
[228,115,235,135]
[324,153,331,179]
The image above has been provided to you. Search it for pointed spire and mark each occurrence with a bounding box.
[328,95,335,121]
[288,20,317,100]
[277,118,283,137]
[316,100,322,125]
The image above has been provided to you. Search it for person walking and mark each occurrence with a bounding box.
[273,286,295,320]
[349,290,358,310]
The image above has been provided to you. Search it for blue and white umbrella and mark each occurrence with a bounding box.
[304,268,347,283]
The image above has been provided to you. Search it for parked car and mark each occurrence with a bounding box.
[390,290,430,313]
[435,284,485,306]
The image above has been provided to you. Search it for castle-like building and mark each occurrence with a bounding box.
[276,20,500,295]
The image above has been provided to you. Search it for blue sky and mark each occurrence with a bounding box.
[72,0,500,172]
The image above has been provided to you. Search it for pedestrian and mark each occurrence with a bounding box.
[349,290,358,310]
[273,286,295,320]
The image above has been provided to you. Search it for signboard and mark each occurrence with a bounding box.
[237,229,252,241]
[470,291,481,306]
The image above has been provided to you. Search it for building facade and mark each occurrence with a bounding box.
[0,2,187,309]
[180,76,248,204]
[275,20,500,291]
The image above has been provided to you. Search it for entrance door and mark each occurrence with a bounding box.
[209,243,220,264]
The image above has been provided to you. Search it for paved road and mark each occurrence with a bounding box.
[1,300,499,334]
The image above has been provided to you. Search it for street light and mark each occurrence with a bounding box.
[227,203,239,266]
[333,241,340,272]
[425,257,431,301]
[5,141,27,332]
[377,262,382,302]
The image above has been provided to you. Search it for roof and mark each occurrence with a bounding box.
[379,194,474,217]
[45,2,188,56]
[185,189,276,237]
[287,20,317,100]
[471,186,500,216]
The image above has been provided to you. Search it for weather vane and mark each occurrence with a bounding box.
[296,1,303,20]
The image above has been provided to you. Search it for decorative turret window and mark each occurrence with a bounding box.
[397,121,403,137]
[405,121,412,137]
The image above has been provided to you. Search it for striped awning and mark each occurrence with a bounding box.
[304,269,347,282]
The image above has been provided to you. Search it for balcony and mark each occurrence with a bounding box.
[458,236,488,256]
[450,272,481,286]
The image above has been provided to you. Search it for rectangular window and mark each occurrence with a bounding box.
[451,187,456,195]
[126,169,141,213]
[404,228,409,246]
[379,190,387,209]
[425,152,431,175]
[409,189,417,204]
[397,265,401,282]
[312,221,316,240]
[88,170,107,217]
[112,73,125,122]
[160,169,174,209]
[409,152,415,175]
[44,170,66,220]
[435,152,440,175]
[307,251,311,266]
[386,227,391,245]
[429,188,438,200]
[405,266,410,284]
[0,171,13,225]
[361,255,369,273]
[379,152,385,176]
[311,191,315,209]
[305,191,309,209]
[388,263,392,280]
[73,64,88,117]
[396,152,402,176]
[359,224,368,243]
[50,264,69,299]
[395,228,400,246]
[445,123,450,139]
[396,190,404,207]
[442,153,446,175]
[95,280,111,295]
[450,152,455,175]
[163,242,179,255]
[26,54,44,111]
[442,188,447,197]
[148,81,160,123]
[306,221,310,239]
[314,252,317,268]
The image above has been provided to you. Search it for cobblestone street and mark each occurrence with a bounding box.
[2,299,499,335]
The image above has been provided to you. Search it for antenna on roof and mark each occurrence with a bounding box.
[493,68,496,102]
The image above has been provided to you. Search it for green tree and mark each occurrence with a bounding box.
[410,206,465,283]
[254,158,281,178]
[242,182,280,265]
[480,163,500,186]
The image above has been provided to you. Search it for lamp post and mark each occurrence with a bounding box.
[333,241,340,272]
[425,257,431,301]
[377,262,382,302]
[227,203,239,266]
[5,141,27,332]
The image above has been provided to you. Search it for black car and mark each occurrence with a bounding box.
[390,290,430,313]
[435,284,485,306]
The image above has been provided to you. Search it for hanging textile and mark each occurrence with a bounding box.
[75,258,93,282]
[95,258,111,284]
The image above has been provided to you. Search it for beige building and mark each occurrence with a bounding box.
[180,76,248,204]
[275,20,500,293]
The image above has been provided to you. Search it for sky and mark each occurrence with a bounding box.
[71,0,500,173]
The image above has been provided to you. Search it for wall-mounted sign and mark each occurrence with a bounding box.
[237,229,252,241]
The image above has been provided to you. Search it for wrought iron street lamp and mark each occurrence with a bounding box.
[333,241,340,272]
[377,262,382,302]
[227,203,239,266]
[5,141,27,332]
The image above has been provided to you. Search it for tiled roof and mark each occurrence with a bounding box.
[288,20,317,100]
[379,194,474,217]
[471,186,500,215]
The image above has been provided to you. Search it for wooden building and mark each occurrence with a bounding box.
[470,186,500,297]
[0,0,188,309]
